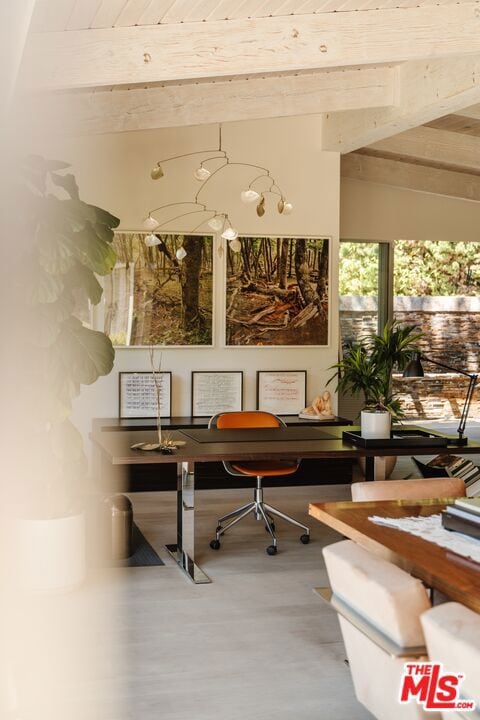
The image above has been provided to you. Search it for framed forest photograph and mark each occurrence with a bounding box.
[103,232,214,346]
[225,237,329,347]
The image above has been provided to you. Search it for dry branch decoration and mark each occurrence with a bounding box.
[149,346,164,447]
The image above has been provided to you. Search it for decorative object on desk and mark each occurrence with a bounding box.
[403,352,478,446]
[343,428,449,448]
[329,320,423,437]
[191,370,243,417]
[119,371,172,419]
[131,434,186,453]
[225,237,329,347]
[104,232,214,346]
[257,370,307,416]
[299,390,335,420]
[143,125,292,253]
[16,156,119,592]
[415,454,480,496]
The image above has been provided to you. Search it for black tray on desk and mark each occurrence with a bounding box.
[342,429,449,448]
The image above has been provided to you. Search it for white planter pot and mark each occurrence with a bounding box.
[13,511,86,593]
[360,410,391,439]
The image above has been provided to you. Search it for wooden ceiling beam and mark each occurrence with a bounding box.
[460,103,480,121]
[341,152,480,202]
[19,3,480,90]
[322,55,480,153]
[367,126,480,174]
[26,65,395,134]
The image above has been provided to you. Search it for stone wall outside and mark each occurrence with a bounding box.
[340,296,480,420]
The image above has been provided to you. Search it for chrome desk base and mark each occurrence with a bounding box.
[165,461,211,584]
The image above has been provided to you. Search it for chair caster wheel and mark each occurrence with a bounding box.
[210,540,221,550]
[266,545,277,556]
[300,534,310,544]
[215,525,223,533]
[265,522,275,532]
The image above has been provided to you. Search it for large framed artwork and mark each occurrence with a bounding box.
[104,232,214,347]
[225,236,329,346]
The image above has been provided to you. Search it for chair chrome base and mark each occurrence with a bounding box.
[210,479,310,554]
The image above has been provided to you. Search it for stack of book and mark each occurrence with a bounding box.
[442,498,480,540]
[444,457,480,497]
[425,454,480,496]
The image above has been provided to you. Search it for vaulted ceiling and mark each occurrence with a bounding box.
[17,0,480,202]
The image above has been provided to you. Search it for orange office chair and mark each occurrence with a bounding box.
[208,411,310,555]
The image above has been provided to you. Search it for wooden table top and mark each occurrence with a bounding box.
[309,499,480,613]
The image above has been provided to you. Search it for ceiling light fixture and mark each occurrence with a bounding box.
[144,233,161,247]
[194,165,211,181]
[240,189,260,204]
[144,124,292,258]
[143,214,160,230]
[221,225,238,241]
[207,215,224,232]
[150,163,164,180]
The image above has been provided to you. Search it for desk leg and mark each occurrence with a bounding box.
[165,461,210,584]
[365,457,375,482]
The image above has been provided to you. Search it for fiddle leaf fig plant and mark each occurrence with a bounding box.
[20,155,120,512]
[328,320,423,419]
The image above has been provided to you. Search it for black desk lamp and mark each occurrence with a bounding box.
[403,352,478,446]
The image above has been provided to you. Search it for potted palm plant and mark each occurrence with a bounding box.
[13,155,119,591]
[329,320,423,438]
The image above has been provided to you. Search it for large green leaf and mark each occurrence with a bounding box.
[25,155,71,173]
[31,291,75,347]
[37,224,76,275]
[58,316,115,385]
[43,195,87,233]
[20,156,71,195]
[94,222,115,244]
[87,204,120,230]
[72,222,117,275]
[65,262,103,305]
[29,266,65,304]
[50,172,80,200]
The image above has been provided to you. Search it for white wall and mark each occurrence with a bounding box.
[39,116,340,447]
[341,178,480,242]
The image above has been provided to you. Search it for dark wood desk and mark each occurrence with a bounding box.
[309,499,480,613]
[91,426,480,584]
[92,416,354,491]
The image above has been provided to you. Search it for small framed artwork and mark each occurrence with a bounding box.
[256,370,307,416]
[191,371,243,418]
[119,371,172,419]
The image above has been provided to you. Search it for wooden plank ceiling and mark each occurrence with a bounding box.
[18,0,480,202]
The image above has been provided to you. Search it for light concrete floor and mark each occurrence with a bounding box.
[116,483,374,720]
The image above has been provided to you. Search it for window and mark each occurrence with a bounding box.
[393,240,480,374]
[339,240,391,349]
